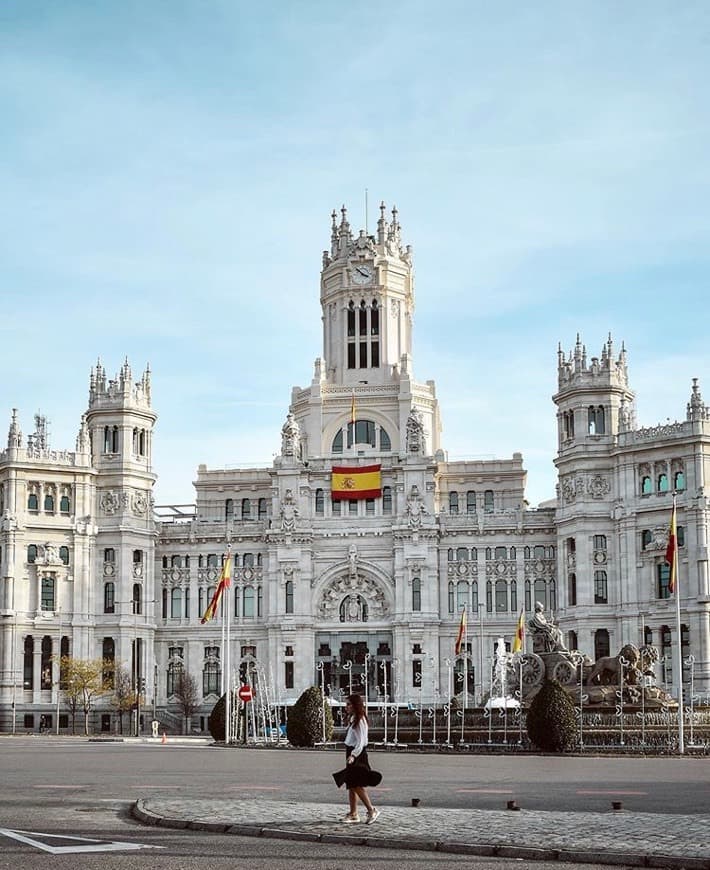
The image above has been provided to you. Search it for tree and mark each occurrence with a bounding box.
[109,665,136,735]
[526,678,579,752]
[59,657,112,736]
[286,686,334,747]
[173,671,200,733]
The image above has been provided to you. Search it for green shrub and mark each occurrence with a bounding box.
[286,686,334,746]
[526,678,579,752]
[207,691,234,742]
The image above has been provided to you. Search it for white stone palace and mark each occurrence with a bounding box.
[1,203,709,733]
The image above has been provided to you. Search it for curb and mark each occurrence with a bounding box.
[131,800,710,868]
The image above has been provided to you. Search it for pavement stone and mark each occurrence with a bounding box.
[133,796,710,868]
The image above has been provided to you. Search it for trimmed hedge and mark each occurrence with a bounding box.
[286,686,334,746]
[526,678,579,752]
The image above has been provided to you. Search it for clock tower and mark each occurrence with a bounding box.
[287,201,441,460]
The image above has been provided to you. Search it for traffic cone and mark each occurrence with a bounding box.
[161,731,167,745]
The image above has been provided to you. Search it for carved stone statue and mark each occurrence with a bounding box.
[406,485,428,530]
[527,601,567,653]
[280,413,301,458]
[405,407,425,455]
[347,544,358,576]
[279,489,299,532]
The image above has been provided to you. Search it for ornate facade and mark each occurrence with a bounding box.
[1,204,708,732]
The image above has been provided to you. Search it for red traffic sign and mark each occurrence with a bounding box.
[238,684,254,702]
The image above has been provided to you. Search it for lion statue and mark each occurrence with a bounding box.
[586,643,643,686]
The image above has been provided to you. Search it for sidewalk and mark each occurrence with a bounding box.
[133,796,710,868]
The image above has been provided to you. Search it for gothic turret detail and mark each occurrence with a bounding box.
[687,378,710,422]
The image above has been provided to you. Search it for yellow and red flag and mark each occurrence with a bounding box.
[665,501,677,594]
[331,464,381,500]
[350,392,356,424]
[454,607,467,656]
[200,555,232,624]
[512,608,525,653]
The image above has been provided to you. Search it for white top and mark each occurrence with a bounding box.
[344,717,368,758]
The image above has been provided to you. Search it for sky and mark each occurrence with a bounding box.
[2,1,709,508]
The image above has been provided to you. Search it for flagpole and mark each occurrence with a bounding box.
[463,605,468,714]
[672,495,684,754]
[225,548,232,746]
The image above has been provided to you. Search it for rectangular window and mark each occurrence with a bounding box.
[594,570,608,604]
[41,576,55,611]
[359,341,367,367]
[285,661,294,689]
[365,498,375,516]
[371,342,379,367]
[332,499,341,516]
[593,535,607,550]
[657,563,671,599]
[347,344,356,369]
[348,500,358,515]
[382,487,392,514]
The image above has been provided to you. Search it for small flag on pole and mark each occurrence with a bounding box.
[454,608,467,655]
[665,501,678,594]
[512,608,525,653]
[200,555,232,624]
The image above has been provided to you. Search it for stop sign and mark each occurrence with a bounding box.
[238,684,254,702]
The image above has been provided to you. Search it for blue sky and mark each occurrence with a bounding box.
[2,1,709,507]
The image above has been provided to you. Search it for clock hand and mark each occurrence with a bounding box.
[356,266,368,276]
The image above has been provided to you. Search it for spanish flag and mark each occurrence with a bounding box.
[331,464,381,500]
[200,555,232,624]
[512,608,525,653]
[350,392,356,424]
[665,500,677,594]
[454,607,467,656]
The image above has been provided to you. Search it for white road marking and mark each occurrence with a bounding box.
[0,829,163,854]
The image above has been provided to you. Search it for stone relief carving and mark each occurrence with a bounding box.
[279,489,299,532]
[132,492,148,516]
[100,491,120,515]
[560,475,583,504]
[40,543,62,566]
[318,573,389,621]
[587,474,610,499]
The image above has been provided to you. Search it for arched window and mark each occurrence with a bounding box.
[133,550,143,565]
[495,546,507,560]
[104,548,115,563]
[471,580,479,610]
[170,588,182,619]
[594,628,610,660]
[380,428,391,451]
[59,546,69,565]
[641,476,652,494]
[412,576,421,612]
[449,491,459,514]
[162,587,168,619]
[27,544,37,564]
[534,578,547,610]
[102,638,115,688]
[44,493,55,512]
[456,581,467,611]
[241,498,251,519]
[258,498,267,519]
[332,429,344,453]
[207,554,218,567]
[60,494,70,513]
[466,491,476,513]
[568,630,577,651]
[486,579,493,612]
[382,486,392,514]
[28,492,38,511]
[495,579,507,612]
[315,489,324,515]
[257,584,263,617]
[456,547,468,562]
[568,573,577,606]
[243,553,254,567]
[242,586,255,618]
[285,581,294,614]
[484,490,494,513]
[674,471,685,491]
[447,548,454,561]
[657,473,669,493]
[225,499,234,520]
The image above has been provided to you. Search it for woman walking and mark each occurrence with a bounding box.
[334,693,381,824]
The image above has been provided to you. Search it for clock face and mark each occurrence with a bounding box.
[351,263,374,285]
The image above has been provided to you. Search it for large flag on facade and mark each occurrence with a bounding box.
[454,607,467,655]
[665,502,678,594]
[200,555,232,624]
[512,608,525,653]
[331,464,382,500]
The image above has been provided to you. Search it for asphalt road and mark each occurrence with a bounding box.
[0,736,707,869]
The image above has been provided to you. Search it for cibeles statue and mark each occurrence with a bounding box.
[280,412,301,458]
[528,601,567,653]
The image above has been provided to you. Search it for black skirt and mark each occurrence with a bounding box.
[332,748,382,789]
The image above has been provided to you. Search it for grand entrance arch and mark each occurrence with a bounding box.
[314,558,394,703]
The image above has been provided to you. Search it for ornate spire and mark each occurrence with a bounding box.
[7,408,22,448]
[687,378,710,422]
